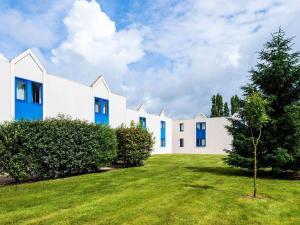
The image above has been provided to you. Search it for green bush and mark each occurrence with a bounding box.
[0,116,117,182]
[115,122,154,167]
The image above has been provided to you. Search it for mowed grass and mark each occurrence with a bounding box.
[0,155,299,225]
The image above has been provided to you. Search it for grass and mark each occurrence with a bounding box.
[0,154,299,225]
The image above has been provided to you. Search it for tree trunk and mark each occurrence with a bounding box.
[253,144,257,198]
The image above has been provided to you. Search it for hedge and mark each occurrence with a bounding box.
[0,115,117,182]
[115,122,154,167]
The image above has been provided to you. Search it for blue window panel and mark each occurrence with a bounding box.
[15,77,43,121]
[160,121,166,147]
[139,117,146,128]
[196,122,206,147]
[94,97,109,125]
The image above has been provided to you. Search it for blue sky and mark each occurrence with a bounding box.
[1,0,300,118]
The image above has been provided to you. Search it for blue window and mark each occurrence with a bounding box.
[15,77,43,121]
[139,117,146,128]
[196,122,206,147]
[161,121,166,147]
[94,97,109,125]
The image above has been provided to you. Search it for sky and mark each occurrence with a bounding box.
[1,0,300,119]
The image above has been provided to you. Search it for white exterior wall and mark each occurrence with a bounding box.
[0,60,11,122]
[172,117,232,154]
[109,93,126,128]
[44,74,93,121]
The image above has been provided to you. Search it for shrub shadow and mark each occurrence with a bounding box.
[185,166,298,180]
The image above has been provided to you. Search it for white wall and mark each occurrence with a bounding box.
[0,60,11,122]
[110,93,126,128]
[173,117,232,154]
[44,74,94,121]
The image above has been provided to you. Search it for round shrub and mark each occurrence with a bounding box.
[0,115,117,182]
[115,122,154,167]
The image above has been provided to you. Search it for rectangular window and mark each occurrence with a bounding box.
[180,123,184,132]
[161,138,166,147]
[139,117,146,128]
[201,123,206,130]
[95,99,100,113]
[103,102,108,115]
[32,82,42,104]
[201,138,206,147]
[161,121,165,129]
[16,79,26,101]
[180,138,184,147]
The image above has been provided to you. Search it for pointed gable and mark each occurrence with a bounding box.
[137,104,146,114]
[11,49,45,82]
[195,112,207,119]
[91,75,110,99]
[159,109,166,117]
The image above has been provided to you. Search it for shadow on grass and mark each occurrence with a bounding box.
[185,184,214,190]
[185,166,299,180]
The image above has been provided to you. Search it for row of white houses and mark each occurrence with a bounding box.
[0,50,232,154]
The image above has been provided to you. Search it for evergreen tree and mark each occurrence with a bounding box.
[216,94,223,116]
[230,95,240,115]
[225,28,300,172]
[210,95,218,117]
[223,102,230,117]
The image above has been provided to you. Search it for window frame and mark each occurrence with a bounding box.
[31,81,42,105]
[16,78,27,102]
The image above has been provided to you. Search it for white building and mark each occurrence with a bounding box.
[0,49,231,154]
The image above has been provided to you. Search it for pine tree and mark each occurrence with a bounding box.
[216,94,223,116]
[225,28,300,172]
[230,95,240,115]
[210,95,218,117]
[223,102,229,117]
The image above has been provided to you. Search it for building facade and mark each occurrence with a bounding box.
[0,50,231,154]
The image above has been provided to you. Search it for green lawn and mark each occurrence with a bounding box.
[0,154,299,225]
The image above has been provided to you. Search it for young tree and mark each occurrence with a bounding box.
[230,95,240,115]
[224,102,230,116]
[210,95,218,117]
[244,92,269,198]
[216,94,223,116]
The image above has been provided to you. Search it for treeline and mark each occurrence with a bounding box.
[210,94,240,117]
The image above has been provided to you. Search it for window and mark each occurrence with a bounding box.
[161,121,165,129]
[95,99,100,113]
[180,138,184,147]
[161,138,166,147]
[139,117,146,128]
[180,123,184,132]
[201,123,206,130]
[103,102,108,115]
[201,138,206,146]
[16,79,26,101]
[196,138,201,147]
[32,82,42,104]
[196,123,201,130]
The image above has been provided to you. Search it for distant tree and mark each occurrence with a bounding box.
[216,94,223,116]
[230,95,240,115]
[244,92,269,198]
[223,102,230,117]
[210,95,218,117]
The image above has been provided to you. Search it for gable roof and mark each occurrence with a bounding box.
[11,49,46,73]
[137,104,147,113]
[90,75,111,93]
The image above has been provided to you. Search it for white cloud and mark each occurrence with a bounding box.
[50,0,144,88]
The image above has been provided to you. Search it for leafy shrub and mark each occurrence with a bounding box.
[0,115,117,182]
[115,122,154,167]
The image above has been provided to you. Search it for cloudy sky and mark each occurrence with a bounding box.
[1,0,300,118]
